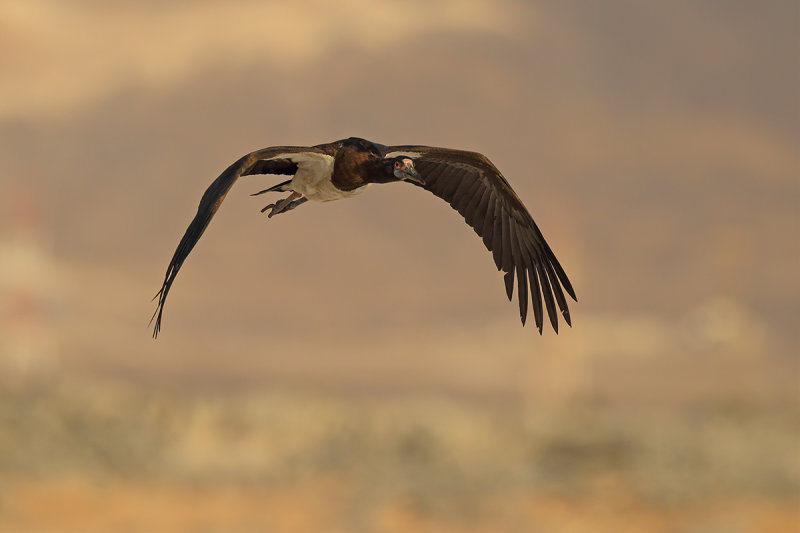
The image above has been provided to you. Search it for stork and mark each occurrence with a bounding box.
[151,137,576,337]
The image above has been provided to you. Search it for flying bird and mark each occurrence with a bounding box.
[151,137,576,337]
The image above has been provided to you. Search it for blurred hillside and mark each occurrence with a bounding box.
[1,381,798,532]
[0,1,798,532]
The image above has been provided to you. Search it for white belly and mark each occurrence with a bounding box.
[292,172,370,202]
[262,151,369,202]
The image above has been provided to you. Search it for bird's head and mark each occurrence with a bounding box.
[385,157,425,185]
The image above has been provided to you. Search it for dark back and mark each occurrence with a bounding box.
[328,137,385,191]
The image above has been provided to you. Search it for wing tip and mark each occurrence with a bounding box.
[504,271,514,301]
[149,300,164,339]
[149,315,161,339]
[566,285,578,302]
[521,311,545,335]
[549,314,559,334]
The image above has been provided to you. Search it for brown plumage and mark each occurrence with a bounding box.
[151,137,576,337]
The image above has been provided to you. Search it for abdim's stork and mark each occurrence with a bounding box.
[151,137,576,337]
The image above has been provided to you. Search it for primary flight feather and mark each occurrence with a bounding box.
[151,137,576,337]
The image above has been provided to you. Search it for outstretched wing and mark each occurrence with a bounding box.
[150,145,331,337]
[385,145,576,333]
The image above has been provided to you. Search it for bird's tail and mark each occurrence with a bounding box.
[250,179,293,196]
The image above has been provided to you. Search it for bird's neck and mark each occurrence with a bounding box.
[332,154,392,190]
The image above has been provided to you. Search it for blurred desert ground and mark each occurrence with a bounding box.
[0,1,798,531]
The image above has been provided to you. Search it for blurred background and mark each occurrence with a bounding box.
[1,1,798,531]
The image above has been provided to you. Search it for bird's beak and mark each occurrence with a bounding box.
[402,166,425,186]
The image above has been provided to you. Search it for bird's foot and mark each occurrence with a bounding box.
[261,192,306,218]
[281,197,308,213]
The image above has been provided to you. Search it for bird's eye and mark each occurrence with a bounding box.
[395,161,402,168]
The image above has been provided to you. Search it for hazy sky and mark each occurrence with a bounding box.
[0,0,520,119]
[1,1,797,398]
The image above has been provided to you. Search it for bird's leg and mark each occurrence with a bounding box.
[261,192,306,218]
[281,197,308,213]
